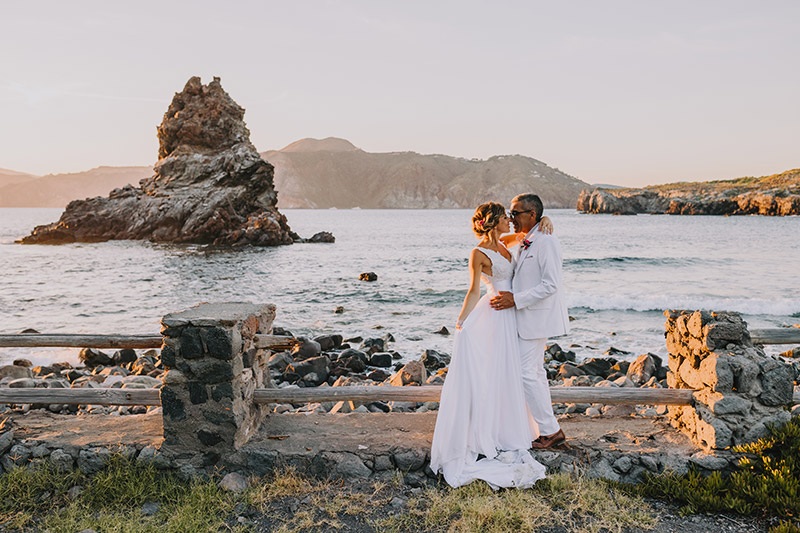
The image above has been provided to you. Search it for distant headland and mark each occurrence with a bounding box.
[577,169,800,216]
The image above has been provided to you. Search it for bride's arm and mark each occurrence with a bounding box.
[455,250,486,329]
[538,215,553,234]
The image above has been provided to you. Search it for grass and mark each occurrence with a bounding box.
[0,454,658,533]
[377,473,656,533]
[0,455,243,533]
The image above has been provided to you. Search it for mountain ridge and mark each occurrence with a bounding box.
[1,138,590,209]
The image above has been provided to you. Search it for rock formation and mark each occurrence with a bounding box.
[664,310,793,450]
[18,77,297,246]
[577,169,800,216]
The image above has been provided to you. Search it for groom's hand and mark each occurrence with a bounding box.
[490,291,515,310]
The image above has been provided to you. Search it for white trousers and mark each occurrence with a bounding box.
[519,337,560,439]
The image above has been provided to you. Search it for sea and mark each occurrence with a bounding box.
[1,208,798,367]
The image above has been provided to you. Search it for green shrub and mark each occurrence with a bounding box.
[631,415,800,532]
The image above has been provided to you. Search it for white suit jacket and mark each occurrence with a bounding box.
[512,226,570,340]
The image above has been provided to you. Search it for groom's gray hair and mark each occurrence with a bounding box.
[512,193,543,222]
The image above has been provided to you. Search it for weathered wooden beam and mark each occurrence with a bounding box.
[0,386,797,406]
[0,334,163,349]
[0,388,161,406]
[253,335,297,350]
[550,387,694,405]
[253,385,443,404]
[0,333,295,350]
[252,386,706,406]
[750,328,800,345]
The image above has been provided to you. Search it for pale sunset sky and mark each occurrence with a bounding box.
[1,1,798,187]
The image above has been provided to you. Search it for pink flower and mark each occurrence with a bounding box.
[521,239,532,250]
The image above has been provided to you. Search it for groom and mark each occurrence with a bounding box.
[490,193,570,449]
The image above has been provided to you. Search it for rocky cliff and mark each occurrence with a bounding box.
[577,169,800,216]
[262,139,588,209]
[19,77,296,246]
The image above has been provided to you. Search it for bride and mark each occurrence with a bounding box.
[430,202,549,489]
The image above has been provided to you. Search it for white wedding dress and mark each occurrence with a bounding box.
[430,247,546,489]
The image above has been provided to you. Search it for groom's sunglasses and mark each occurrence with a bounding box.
[508,210,534,219]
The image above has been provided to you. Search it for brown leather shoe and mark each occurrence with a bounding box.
[531,429,566,449]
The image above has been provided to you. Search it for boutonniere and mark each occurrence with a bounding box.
[521,239,532,250]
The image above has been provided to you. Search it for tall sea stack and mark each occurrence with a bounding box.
[19,76,296,246]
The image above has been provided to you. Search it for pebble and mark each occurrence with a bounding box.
[140,502,160,516]
[218,472,249,492]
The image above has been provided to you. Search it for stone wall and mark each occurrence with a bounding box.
[159,303,275,469]
[664,310,793,449]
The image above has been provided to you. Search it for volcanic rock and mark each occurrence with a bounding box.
[19,77,299,246]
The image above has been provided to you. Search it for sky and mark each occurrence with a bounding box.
[1,0,798,187]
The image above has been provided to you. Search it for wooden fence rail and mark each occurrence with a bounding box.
[0,334,295,351]
[0,388,161,406]
[749,328,800,345]
[0,328,796,350]
[2,386,799,407]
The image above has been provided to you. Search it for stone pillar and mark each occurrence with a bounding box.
[664,310,793,450]
[159,303,275,462]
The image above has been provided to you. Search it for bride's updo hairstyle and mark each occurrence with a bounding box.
[472,202,506,237]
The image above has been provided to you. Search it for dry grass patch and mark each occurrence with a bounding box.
[377,473,657,533]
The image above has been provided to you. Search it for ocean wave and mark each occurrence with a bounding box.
[565,256,703,267]
[568,293,800,316]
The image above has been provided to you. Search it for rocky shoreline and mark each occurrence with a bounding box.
[3,324,799,485]
[3,327,799,420]
[577,169,800,216]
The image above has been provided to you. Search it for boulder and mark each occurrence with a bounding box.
[267,351,293,371]
[308,231,335,243]
[31,365,55,377]
[79,348,113,367]
[558,363,586,379]
[389,360,427,386]
[359,338,387,355]
[627,353,659,386]
[287,356,330,382]
[359,272,378,282]
[291,338,322,360]
[367,369,389,382]
[420,349,450,369]
[577,357,617,377]
[0,429,13,456]
[369,353,393,368]
[18,76,297,246]
[131,357,156,375]
[610,361,631,374]
[759,358,794,406]
[0,365,33,380]
[546,343,576,362]
[113,349,138,365]
[8,378,37,388]
[12,359,32,367]
[313,334,343,351]
[78,447,112,474]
